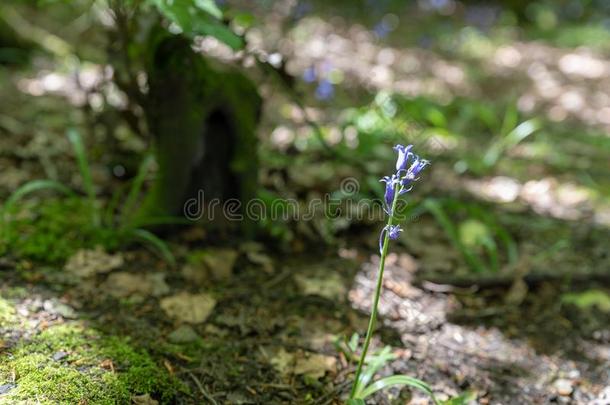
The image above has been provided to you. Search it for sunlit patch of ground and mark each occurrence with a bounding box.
[348,250,610,403]
[490,43,610,132]
[464,175,610,226]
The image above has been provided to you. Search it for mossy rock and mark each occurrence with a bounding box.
[0,323,184,404]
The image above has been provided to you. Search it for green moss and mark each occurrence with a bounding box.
[4,198,92,263]
[0,322,182,404]
[3,197,119,264]
[562,290,610,313]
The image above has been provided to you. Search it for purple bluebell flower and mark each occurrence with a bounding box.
[377,144,429,253]
[373,20,391,39]
[303,66,316,83]
[379,224,403,253]
[315,79,334,100]
[401,156,430,187]
[393,144,414,172]
[380,174,399,214]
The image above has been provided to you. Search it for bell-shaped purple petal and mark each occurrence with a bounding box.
[387,224,403,239]
[379,224,403,253]
[401,156,429,187]
[303,66,317,83]
[380,175,398,214]
[315,79,334,100]
[393,144,413,172]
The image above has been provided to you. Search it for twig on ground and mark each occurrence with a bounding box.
[187,371,218,405]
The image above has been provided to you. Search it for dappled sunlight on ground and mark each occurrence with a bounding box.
[348,250,610,403]
[464,175,610,226]
[491,43,610,131]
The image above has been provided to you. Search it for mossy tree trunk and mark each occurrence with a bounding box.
[137,35,260,231]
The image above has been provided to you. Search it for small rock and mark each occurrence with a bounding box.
[567,369,580,379]
[182,249,239,283]
[147,273,171,297]
[160,292,216,324]
[52,351,69,361]
[167,325,200,343]
[0,384,15,394]
[554,379,574,396]
[43,300,77,319]
[203,249,238,280]
[591,386,610,405]
[64,247,124,278]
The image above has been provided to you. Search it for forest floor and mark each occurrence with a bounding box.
[1,236,609,404]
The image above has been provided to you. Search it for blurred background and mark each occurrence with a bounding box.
[0,0,609,404]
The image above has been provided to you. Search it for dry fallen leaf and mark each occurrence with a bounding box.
[294,353,337,379]
[270,348,295,376]
[159,292,216,324]
[64,246,124,278]
[103,272,170,299]
[294,273,347,301]
[99,359,114,371]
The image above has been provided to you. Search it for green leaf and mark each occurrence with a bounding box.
[424,199,486,273]
[194,0,222,19]
[2,179,75,241]
[127,228,175,266]
[67,128,99,226]
[122,154,154,222]
[67,129,94,200]
[346,399,366,405]
[483,118,540,167]
[150,0,244,50]
[562,290,610,313]
[353,346,396,397]
[4,180,74,213]
[359,375,439,405]
[348,333,359,353]
[442,391,476,405]
[232,12,255,29]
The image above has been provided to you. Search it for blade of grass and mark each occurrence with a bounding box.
[4,180,74,212]
[359,375,439,405]
[483,118,540,168]
[2,179,74,240]
[471,206,519,266]
[127,228,175,266]
[122,154,154,222]
[423,199,485,273]
[67,128,99,226]
[104,184,127,227]
[355,346,395,395]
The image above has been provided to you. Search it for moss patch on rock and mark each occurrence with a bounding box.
[0,322,184,404]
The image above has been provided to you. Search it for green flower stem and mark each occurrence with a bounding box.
[349,185,402,399]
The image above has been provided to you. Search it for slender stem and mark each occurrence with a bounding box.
[349,185,401,399]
